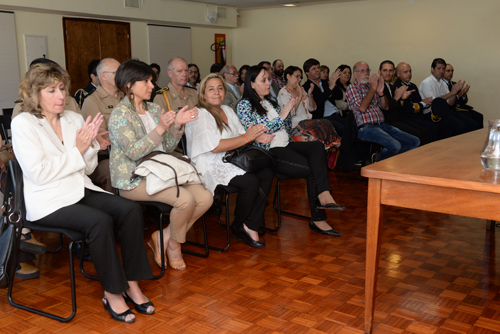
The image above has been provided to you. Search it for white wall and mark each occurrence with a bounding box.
[234,0,500,123]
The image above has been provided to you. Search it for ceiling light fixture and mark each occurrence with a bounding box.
[283,3,298,7]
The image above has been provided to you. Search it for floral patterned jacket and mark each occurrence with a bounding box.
[108,97,182,190]
[236,98,292,150]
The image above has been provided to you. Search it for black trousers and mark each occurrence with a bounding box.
[270,141,331,221]
[228,168,273,232]
[33,189,153,294]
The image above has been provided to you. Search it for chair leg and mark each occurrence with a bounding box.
[151,213,166,279]
[209,191,231,252]
[183,215,209,258]
[8,241,78,323]
[79,240,98,280]
[46,233,64,253]
[268,179,310,232]
[486,220,496,231]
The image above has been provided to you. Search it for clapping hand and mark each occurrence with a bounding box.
[244,123,266,142]
[330,69,341,83]
[458,84,470,98]
[76,113,104,155]
[175,105,199,126]
[451,80,465,94]
[307,83,314,97]
[255,132,275,144]
[159,109,176,130]
[96,130,111,150]
[376,76,385,96]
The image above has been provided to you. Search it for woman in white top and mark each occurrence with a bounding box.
[278,66,340,149]
[12,62,154,323]
[185,74,274,248]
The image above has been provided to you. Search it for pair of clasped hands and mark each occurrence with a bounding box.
[157,105,199,133]
[243,95,300,144]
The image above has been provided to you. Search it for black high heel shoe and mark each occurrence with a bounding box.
[315,203,345,212]
[231,225,265,248]
[123,291,155,315]
[102,294,135,323]
[309,221,341,237]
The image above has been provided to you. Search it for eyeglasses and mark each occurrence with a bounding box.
[228,72,239,76]
[103,71,116,75]
[293,74,303,80]
[188,70,199,74]
[355,69,371,74]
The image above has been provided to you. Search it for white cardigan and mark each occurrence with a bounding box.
[11,111,106,221]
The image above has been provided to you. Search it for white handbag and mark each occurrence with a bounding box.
[132,153,204,196]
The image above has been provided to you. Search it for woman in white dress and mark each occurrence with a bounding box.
[278,66,340,149]
[185,74,274,248]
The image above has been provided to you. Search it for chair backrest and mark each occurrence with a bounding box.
[0,115,12,144]
[8,160,26,222]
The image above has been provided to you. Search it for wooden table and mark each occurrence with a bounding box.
[360,129,500,334]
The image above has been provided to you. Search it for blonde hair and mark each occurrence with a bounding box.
[197,73,229,133]
[19,63,70,118]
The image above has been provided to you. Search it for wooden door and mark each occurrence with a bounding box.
[63,18,131,95]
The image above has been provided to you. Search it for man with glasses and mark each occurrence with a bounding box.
[346,61,419,162]
[154,57,198,113]
[302,58,345,136]
[81,57,122,192]
[221,64,241,110]
[187,63,200,89]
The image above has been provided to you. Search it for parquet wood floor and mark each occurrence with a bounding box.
[1,169,500,334]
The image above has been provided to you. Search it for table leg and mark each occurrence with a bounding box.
[365,178,384,334]
[486,220,496,231]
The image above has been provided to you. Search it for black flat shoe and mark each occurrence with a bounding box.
[232,225,265,248]
[316,203,345,212]
[309,221,341,237]
[102,294,135,323]
[123,291,155,315]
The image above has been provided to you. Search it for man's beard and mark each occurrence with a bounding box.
[274,69,283,77]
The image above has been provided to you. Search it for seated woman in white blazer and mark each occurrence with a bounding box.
[11,62,154,324]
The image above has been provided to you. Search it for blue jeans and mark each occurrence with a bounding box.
[357,123,420,161]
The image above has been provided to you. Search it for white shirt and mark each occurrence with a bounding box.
[185,105,246,194]
[138,112,164,152]
[419,75,451,100]
[262,100,289,149]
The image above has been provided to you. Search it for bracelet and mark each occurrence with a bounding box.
[173,123,182,131]
[244,135,249,143]
[378,94,384,98]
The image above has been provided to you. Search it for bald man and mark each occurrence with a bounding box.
[153,57,198,112]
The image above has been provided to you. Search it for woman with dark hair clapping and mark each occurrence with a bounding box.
[237,65,345,237]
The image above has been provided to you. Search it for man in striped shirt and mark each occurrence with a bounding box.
[346,61,419,162]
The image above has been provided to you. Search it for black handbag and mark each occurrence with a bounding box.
[222,144,275,173]
[0,165,22,289]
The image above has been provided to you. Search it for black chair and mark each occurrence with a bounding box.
[337,111,379,179]
[7,160,95,323]
[0,114,12,144]
[211,185,239,252]
[267,173,310,232]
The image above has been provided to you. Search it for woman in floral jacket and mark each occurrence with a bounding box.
[109,59,212,271]
[236,65,345,237]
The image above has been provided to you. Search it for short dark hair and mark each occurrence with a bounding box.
[431,58,446,69]
[210,63,224,74]
[303,58,320,74]
[272,59,282,67]
[335,64,352,91]
[187,63,199,72]
[29,58,56,68]
[242,65,279,117]
[115,59,154,105]
[283,66,302,83]
[379,60,395,70]
[150,63,161,73]
[88,59,100,80]
[257,61,271,67]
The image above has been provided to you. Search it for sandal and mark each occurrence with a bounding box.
[166,247,186,270]
[147,230,167,268]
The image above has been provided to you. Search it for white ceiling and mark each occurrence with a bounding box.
[178,0,362,10]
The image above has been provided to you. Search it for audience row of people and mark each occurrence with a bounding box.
[6,56,349,323]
